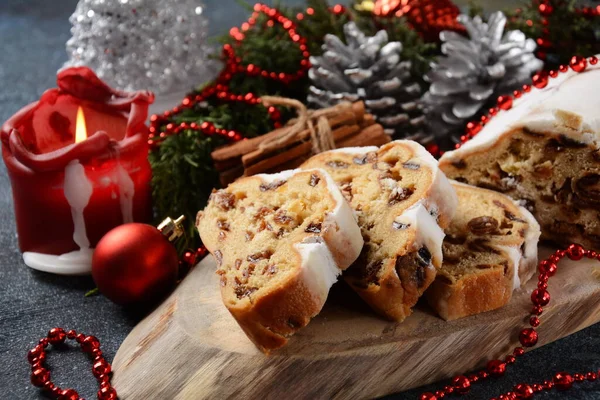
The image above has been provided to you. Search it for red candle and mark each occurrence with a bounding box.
[1,67,154,274]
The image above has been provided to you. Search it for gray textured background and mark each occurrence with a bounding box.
[0,0,598,399]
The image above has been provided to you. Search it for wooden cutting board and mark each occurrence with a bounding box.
[112,248,600,399]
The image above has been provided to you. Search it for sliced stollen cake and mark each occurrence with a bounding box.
[197,168,363,353]
[439,57,600,250]
[426,182,541,321]
[301,140,458,321]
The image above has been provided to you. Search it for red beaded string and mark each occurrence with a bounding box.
[455,55,598,150]
[534,1,600,61]
[147,3,316,151]
[149,3,320,262]
[27,328,116,400]
[419,244,600,399]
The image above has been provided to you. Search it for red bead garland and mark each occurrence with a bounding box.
[419,243,600,399]
[148,3,322,261]
[148,3,316,151]
[27,328,116,400]
[454,55,596,150]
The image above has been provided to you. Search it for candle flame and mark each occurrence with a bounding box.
[75,107,88,143]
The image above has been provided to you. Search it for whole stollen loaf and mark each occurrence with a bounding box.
[196,168,363,353]
[439,56,600,251]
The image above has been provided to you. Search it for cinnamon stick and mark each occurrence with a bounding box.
[359,113,376,128]
[244,142,312,177]
[212,103,363,163]
[219,165,244,187]
[242,124,362,168]
[337,124,389,148]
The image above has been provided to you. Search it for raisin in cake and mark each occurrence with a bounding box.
[301,141,458,321]
[439,58,600,250]
[426,182,541,321]
[196,169,362,353]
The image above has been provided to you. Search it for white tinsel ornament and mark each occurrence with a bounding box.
[421,11,543,148]
[308,22,425,140]
[65,0,213,94]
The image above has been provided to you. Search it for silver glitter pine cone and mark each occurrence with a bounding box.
[65,0,214,95]
[308,22,424,139]
[421,11,543,149]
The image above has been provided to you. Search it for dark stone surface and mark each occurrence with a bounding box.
[0,1,597,399]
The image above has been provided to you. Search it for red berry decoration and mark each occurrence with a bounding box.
[58,388,79,400]
[31,368,50,387]
[487,359,507,377]
[47,327,66,345]
[92,222,180,305]
[532,72,549,89]
[497,95,513,110]
[452,375,471,394]
[98,385,118,400]
[569,56,587,73]
[419,393,437,400]
[531,289,550,306]
[92,359,112,378]
[538,3,553,15]
[566,243,585,260]
[81,335,100,353]
[553,372,574,391]
[514,383,534,399]
[513,347,525,357]
[519,328,538,347]
[28,345,44,363]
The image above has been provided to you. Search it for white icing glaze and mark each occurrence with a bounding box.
[440,55,600,165]
[312,168,364,265]
[257,168,363,293]
[393,140,458,227]
[323,140,457,269]
[295,241,340,302]
[327,146,379,155]
[255,168,298,183]
[258,168,363,267]
[23,250,93,276]
[497,245,522,290]
[513,201,541,288]
[393,201,445,268]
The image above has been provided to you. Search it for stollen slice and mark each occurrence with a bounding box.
[301,140,458,321]
[439,57,600,250]
[197,168,363,353]
[426,181,541,321]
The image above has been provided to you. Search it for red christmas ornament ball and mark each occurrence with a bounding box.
[92,223,179,305]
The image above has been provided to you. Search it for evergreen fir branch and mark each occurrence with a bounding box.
[149,0,439,253]
[506,0,600,69]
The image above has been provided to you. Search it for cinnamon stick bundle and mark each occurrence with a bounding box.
[211,99,390,186]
